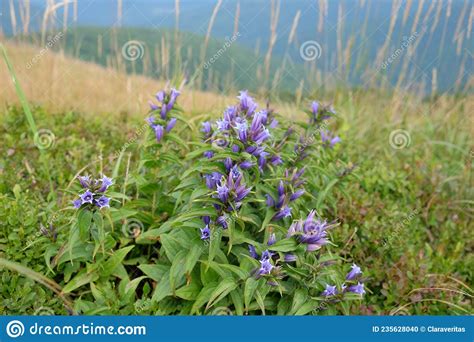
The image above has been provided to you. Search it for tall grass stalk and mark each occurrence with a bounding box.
[0,43,55,196]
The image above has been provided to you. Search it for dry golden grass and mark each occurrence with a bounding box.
[0,41,233,117]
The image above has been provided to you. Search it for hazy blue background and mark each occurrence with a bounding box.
[1,0,472,94]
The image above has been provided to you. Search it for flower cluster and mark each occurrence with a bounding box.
[72,175,113,210]
[200,216,212,240]
[322,263,366,297]
[321,129,341,148]
[248,232,297,270]
[266,168,306,221]
[309,101,335,126]
[201,90,280,171]
[147,88,180,142]
[214,171,251,213]
[287,210,333,252]
[249,244,277,277]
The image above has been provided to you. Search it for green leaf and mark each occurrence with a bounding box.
[77,209,93,241]
[208,228,222,265]
[170,250,187,292]
[244,277,260,310]
[316,178,339,209]
[230,288,244,315]
[290,288,307,314]
[175,281,202,301]
[268,238,298,252]
[62,270,98,294]
[160,234,182,261]
[101,246,134,277]
[191,282,218,314]
[185,244,203,273]
[138,264,169,282]
[205,278,238,310]
[152,269,172,303]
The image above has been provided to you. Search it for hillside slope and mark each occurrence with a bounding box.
[0,41,233,116]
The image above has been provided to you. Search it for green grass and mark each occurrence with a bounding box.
[0,90,472,315]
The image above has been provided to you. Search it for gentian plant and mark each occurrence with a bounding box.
[57,89,362,315]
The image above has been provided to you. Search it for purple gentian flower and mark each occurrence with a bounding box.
[216,182,230,203]
[202,216,211,225]
[265,194,275,207]
[290,189,305,201]
[78,176,91,188]
[235,184,251,202]
[321,284,337,297]
[311,101,319,116]
[155,125,164,142]
[348,282,365,295]
[277,181,285,197]
[284,253,297,262]
[261,250,273,261]
[224,157,233,171]
[146,116,155,126]
[272,206,292,221]
[203,150,214,159]
[95,195,110,209]
[249,245,259,259]
[80,190,94,204]
[239,160,253,169]
[235,121,248,142]
[149,101,159,111]
[269,118,278,128]
[321,130,341,148]
[98,175,113,192]
[200,225,211,240]
[270,155,283,165]
[166,88,180,111]
[216,119,230,131]
[204,172,222,189]
[231,144,240,153]
[257,259,273,275]
[165,118,177,132]
[216,215,228,229]
[156,90,166,103]
[72,198,82,209]
[201,121,212,136]
[268,233,276,246]
[287,210,331,252]
[346,264,362,280]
